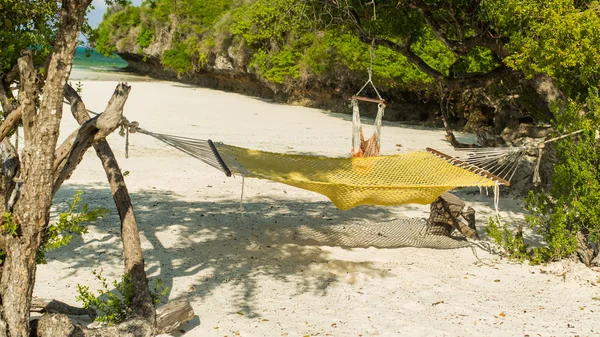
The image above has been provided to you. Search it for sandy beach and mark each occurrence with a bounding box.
[34,69,600,336]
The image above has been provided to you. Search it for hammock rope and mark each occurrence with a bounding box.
[351,40,386,158]
[119,116,507,210]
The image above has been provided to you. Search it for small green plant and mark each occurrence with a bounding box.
[0,191,106,265]
[76,270,169,325]
[0,212,20,264]
[37,191,109,264]
[75,81,84,96]
[76,270,133,325]
[485,217,543,264]
[1,212,20,237]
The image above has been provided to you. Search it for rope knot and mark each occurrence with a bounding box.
[119,117,139,136]
[119,117,140,159]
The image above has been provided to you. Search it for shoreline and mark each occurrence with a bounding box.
[69,67,157,82]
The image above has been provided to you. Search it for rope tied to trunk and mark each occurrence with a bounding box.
[119,117,141,158]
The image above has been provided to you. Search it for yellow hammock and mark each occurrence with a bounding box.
[123,129,508,210]
[213,143,499,210]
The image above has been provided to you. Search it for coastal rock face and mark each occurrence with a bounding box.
[117,49,442,124]
[98,4,546,151]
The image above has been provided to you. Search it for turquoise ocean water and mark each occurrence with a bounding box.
[73,46,128,71]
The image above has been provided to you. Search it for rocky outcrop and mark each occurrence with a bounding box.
[118,51,441,123]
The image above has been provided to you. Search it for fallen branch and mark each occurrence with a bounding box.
[155,299,194,335]
[31,297,95,319]
[33,299,194,336]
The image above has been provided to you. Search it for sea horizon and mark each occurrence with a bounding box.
[73,46,128,72]
[71,47,153,82]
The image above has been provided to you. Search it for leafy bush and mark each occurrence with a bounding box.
[524,91,600,262]
[488,91,600,264]
[162,42,193,75]
[136,25,154,48]
[76,270,169,325]
[0,191,108,265]
[485,217,543,264]
[38,191,109,264]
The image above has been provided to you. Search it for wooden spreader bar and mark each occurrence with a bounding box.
[425,147,511,186]
[208,139,232,177]
[352,95,386,104]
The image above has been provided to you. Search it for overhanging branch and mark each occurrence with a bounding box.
[368,36,445,80]
[407,0,508,58]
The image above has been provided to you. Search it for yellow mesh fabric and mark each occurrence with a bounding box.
[216,144,496,210]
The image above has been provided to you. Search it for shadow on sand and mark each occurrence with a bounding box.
[49,183,499,321]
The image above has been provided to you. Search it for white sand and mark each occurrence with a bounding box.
[34,70,600,336]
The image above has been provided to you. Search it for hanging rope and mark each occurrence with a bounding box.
[119,117,139,159]
[353,40,383,100]
[352,39,386,158]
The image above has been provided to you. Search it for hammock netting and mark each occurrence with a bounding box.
[130,130,510,210]
[215,143,497,210]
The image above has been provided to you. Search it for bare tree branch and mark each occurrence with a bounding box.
[53,83,130,194]
[0,108,22,144]
[408,0,509,58]
[1,1,92,334]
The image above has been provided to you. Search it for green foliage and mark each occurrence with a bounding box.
[525,91,600,262]
[485,217,543,264]
[0,192,107,265]
[230,0,301,47]
[95,6,142,56]
[0,212,20,263]
[37,191,109,264]
[1,212,19,237]
[251,48,300,84]
[483,0,600,87]
[76,270,133,325]
[144,0,232,28]
[76,270,169,325]
[0,0,58,75]
[136,25,154,48]
[162,43,193,75]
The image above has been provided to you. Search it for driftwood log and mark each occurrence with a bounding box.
[427,192,480,240]
[31,299,194,336]
[30,298,94,319]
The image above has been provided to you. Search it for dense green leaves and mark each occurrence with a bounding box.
[0,0,58,75]
[162,43,193,75]
[484,0,600,85]
[524,92,600,261]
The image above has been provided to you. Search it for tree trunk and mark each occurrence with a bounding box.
[529,74,566,119]
[64,84,156,332]
[28,85,196,335]
[0,1,91,336]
